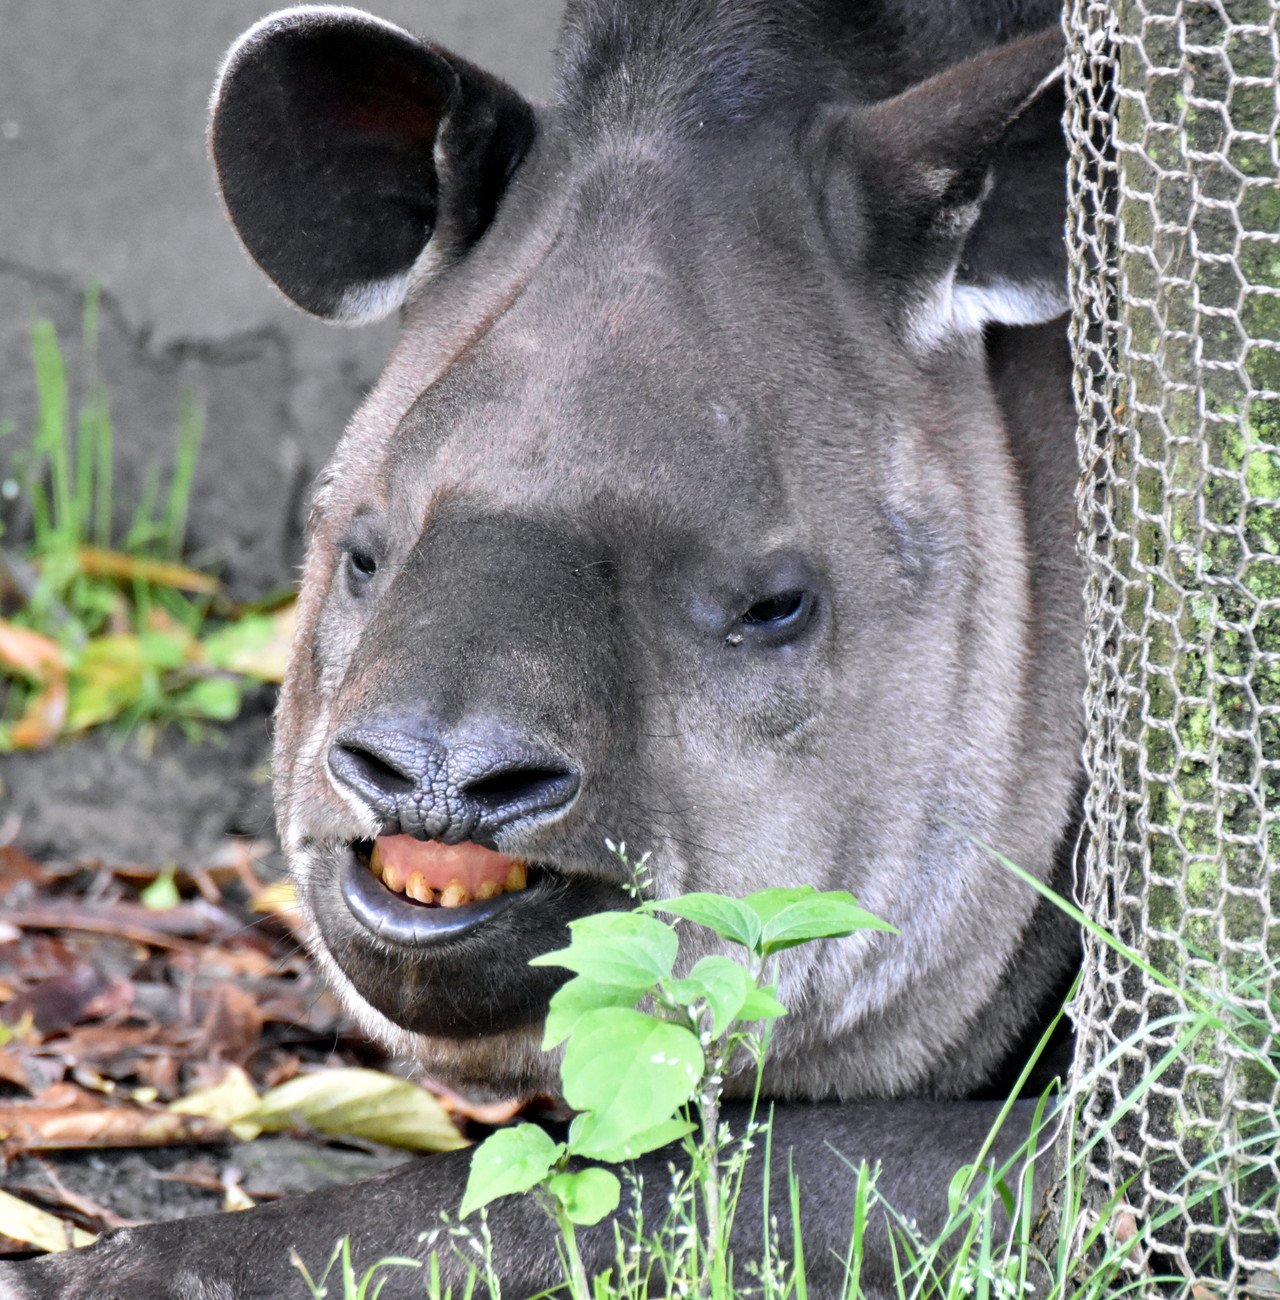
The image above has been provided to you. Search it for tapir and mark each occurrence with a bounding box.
[2,0,1084,1295]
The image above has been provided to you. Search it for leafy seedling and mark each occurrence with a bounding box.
[460,863,896,1300]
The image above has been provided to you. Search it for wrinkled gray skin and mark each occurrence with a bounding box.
[3,2,1084,1296]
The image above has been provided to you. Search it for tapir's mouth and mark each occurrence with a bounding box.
[315,830,629,1041]
[341,836,544,947]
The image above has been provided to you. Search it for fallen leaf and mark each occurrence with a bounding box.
[9,899,242,950]
[200,603,296,682]
[0,622,65,677]
[244,1068,467,1153]
[0,846,54,898]
[0,1049,32,1092]
[1,963,110,1036]
[44,1022,164,1083]
[196,946,280,979]
[256,1051,301,1089]
[435,1087,526,1128]
[192,985,264,1068]
[220,1167,256,1212]
[140,866,181,912]
[0,620,72,747]
[0,1098,231,1154]
[130,1053,180,1097]
[73,547,222,596]
[0,1189,96,1253]
[64,632,196,734]
[170,1065,261,1141]
[249,880,299,917]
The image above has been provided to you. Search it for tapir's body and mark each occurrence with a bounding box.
[5,2,1084,1296]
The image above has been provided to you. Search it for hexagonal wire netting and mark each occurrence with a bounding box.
[1063,0,1279,1291]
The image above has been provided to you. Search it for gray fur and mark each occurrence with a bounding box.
[0,3,1083,1296]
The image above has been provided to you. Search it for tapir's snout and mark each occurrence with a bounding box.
[295,505,633,993]
[328,718,582,843]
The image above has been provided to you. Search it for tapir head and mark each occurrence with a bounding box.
[210,4,1079,1099]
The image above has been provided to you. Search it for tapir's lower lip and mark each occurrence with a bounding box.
[339,845,537,946]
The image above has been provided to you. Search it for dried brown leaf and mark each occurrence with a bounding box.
[0,846,54,898]
[0,1098,231,1154]
[192,984,264,1066]
[73,547,222,595]
[0,622,65,677]
[2,964,109,1037]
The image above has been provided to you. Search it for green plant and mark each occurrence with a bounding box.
[298,843,1278,1299]
[0,290,293,748]
[459,849,896,1299]
[291,1237,425,1300]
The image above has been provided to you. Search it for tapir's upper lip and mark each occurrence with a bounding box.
[339,844,538,947]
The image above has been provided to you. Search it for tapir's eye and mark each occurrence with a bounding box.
[338,520,383,595]
[692,552,822,650]
[733,588,816,646]
[743,591,805,626]
[347,549,378,584]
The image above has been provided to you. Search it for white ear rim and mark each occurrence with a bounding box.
[907,272,1068,351]
[210,5,420,120]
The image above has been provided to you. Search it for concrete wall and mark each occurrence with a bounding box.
[0,1,562,594]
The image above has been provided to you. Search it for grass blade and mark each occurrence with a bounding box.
[165,391,204,559]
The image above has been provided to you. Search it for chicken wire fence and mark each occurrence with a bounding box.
[1063,0,1280,1292]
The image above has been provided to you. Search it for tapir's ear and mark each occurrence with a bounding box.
[209,6,536,324]
[845,27,1067,349]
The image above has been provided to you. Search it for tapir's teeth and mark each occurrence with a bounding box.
[440,879,471,908]
[406,873,436,905]
[365,845,532,905]
[381,857,409,894]
[368,842,385,882]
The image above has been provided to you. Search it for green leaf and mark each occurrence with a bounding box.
[243,1068,467,1154]
[666,956,754,1037]
[178,675,242,721]
[561,1009,703,1160]
[137,629,191,671]
[743,887,815,927]
[566,1115,695,1163]
[745,887,896,957]
[461,1124,563,1217]
[648,893,762,952]
[140,864,180,911]
[547,1168,621,1226]
[529,911,677,993]
[737,985,788,1021]
[947,1163,973,1218]
[543,977,639,1049]
[199,606,294,683]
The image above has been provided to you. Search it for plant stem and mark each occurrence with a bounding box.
[553,1201,592,1300]
[699,1051,723,1299]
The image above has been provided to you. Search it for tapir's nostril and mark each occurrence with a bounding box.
[461,763,579,822]
[330,733,423,811]
[327,721,579,838]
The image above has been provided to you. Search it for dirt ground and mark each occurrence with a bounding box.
[0,714,507,1259]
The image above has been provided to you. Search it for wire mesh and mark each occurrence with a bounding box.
[1064,0,1279,1290]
